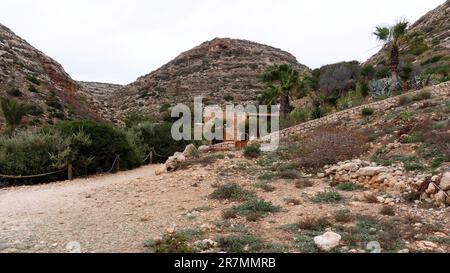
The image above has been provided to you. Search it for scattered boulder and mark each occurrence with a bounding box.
[314,232,342,252]
[439,172,450,191]
[65,242,81,253]
[0,242,11,251]
[198,145,210,153]
[183,144,198,158]
[161,145,200,173]
[358,167,389,177]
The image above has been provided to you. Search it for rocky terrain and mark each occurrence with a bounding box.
[366,1,449,81]
[108,38,310,120]
[1,85,449,253]
[0,24,107,129]
[0,1,449,254]
[78,81,123,122]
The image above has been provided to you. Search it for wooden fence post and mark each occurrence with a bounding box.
[68,164,73,180]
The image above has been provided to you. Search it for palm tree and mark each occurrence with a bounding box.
[373,19,409,88]
[260,64,308,118]
[1,98,29,135]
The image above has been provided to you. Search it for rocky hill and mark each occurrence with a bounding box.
[0,23,106,129]
[78,81,123,122]
[109,38,310,120]
[366,1,449,81]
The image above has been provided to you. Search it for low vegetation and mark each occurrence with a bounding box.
[210,184,255,201]
[299,128,368,169]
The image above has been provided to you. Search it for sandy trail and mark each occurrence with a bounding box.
[0,165,214,253]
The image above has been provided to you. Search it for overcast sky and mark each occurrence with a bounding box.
[0,0,445,84]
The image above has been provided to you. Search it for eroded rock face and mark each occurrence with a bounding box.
[109,38,310,120]
[0,23,104,128]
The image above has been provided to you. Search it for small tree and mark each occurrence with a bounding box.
[373,19,409,89]
[260,64,309,118]
[1,98,29,136]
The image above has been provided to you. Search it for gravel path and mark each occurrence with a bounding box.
[0,165,214,253]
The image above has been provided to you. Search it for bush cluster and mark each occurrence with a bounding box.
[0,119,190,185]
[298,127,368,169]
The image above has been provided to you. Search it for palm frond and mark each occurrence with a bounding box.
[392,19,409,41]
[373,26,390,42]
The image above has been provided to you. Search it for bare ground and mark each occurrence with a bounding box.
[0,152,449,253]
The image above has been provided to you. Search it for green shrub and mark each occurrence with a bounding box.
[159,104,171,113]
[7,88,22,97]
[26,104,44,116]
[375,66,390,79]
[312,190,343,203]
[399,111,413,122]
[210,183,255,201]
[254,182,276,192]
[222,209,238,219]
[398,95,413,106]
[28,86,39,93]
[46,120,143,175]
[0,130,91,185]
[311,105,326,120]
[217,235,264,253]
[294,235,319,253]
[295,179,314,189]
[244,143,261,158]
[223,95,234,102]
[230,199,280,216]
[46,94,63,110]
[361,108,375,117]
[290,107,312,123]
[124,111,156,128]
[144,233,195,253]
[335,209,353,223]
[337,89,364,110]
[298,216,331,231]
[26,75,41,85]
[412,91,432,101]
[380,205,396,216]
[279,169,299,179]
[130,121,189,162]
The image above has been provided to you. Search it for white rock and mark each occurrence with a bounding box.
[183,144,198,158]
[65,242,81,253]
[314,232,342,252]
[426,183,437,195]
[439,172,450,191]
[435,191,447,204]
[340,163,360,172]
[358,167,389,177]
[198,145,210,153]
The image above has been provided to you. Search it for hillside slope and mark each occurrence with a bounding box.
[0,24,105,129]
[366,1,449,81]
[109,38,310,120]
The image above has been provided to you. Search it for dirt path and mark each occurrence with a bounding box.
[1,153,449,253]
[0,165,216,253]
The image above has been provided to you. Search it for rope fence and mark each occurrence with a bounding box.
[0,169,67,179]
[0,149,168,181]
